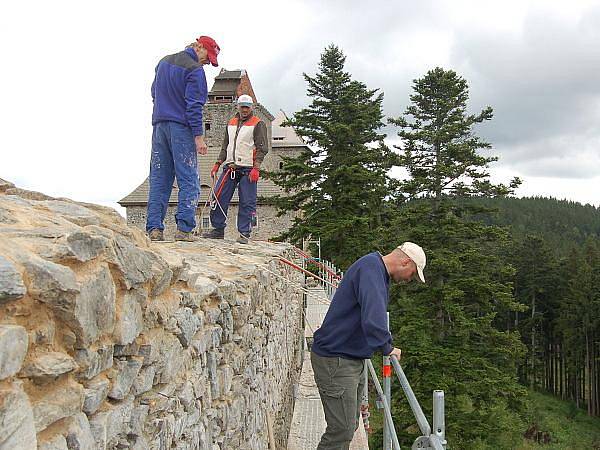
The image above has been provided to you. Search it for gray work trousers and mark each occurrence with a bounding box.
[311,351,365,450]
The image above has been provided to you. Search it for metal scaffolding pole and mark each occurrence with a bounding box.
[366,360,401,450]
[390,356,431,437]
[433,390,446,449]
[383,312,392,450]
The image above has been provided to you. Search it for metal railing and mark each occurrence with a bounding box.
[365,355,446,450]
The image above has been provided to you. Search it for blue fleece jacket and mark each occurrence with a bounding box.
[151,47,207,136]
[312,252,393,360]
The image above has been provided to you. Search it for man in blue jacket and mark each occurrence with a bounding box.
[311,242,426,449]
[146,36,220,242]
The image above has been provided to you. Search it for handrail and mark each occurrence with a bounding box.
[278,256,339,290]
[364,356,447,450]
[366,359,402,450]
[390,356,431,436]
[290,246,342,279]
[365,356,446,450]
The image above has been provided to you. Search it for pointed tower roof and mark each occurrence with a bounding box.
[208,69,257,103]
[271,110,306,147]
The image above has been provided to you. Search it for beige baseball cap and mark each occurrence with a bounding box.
[398,242,426,283]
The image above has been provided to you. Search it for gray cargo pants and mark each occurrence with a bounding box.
[310,351,365,450]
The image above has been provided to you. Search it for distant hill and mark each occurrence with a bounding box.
[464,196,600,253]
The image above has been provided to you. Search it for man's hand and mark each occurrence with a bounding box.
[249,167,260,183]
[388,347,402,361]
[195,135,208,155]
[210,161,221,178]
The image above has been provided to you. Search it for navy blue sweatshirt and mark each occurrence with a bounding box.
[151,48,208,136]
[312,252,393,359]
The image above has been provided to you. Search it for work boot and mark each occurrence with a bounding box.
[148,229,164,241]
[236,233,250,244]
[174,229,197,242]
[202,228,225,240]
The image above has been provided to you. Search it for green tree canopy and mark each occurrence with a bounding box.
[267,44,398,268]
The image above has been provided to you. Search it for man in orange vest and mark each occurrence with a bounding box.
[203,94,269,243]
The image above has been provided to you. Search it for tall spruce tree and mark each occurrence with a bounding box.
[513,234,558,388]
[379,68,527,448]
[557,239,600,414]
[267,45,397,268]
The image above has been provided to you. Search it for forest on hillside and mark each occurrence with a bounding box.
[265,45,600,448]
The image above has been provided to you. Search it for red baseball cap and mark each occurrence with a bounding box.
[196,36,220,67]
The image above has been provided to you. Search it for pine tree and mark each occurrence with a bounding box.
[512,234,558,389]
[267,45,398,268]
[388,67,521,205]
[381,68,527,447]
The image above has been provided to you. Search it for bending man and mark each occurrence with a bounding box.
[311,242,427,449]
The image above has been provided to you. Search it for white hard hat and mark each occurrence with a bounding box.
[237,94,254,107]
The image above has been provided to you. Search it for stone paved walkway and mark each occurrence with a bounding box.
[288,287,369,450]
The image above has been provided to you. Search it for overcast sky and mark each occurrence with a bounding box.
[1,0,599,215]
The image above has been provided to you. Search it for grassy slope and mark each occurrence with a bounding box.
[516,390,600,450]
[367,390,600,449]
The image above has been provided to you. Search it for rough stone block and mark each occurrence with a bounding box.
[88,395,134,449]
[113,289,144,345]
[150,256,173,298]
[0,325,28,380]
[130,435,150,450]
[219,365,234,397]
[0,381,37,449]
[129,404,149,437]
[142,330,184,384]
[0,255,26,301]
[207,352,220,400]
[113,341,139,357]
[66,230,109,262]
[73,265,116,345]
[132,365,156,395]
[153,247,187,283]
[32,379,84,432]
[75,344,113,380]
[21,256,79,314]
[173,307,202,348]
[20,351,77,382]
[64,412,95,450]
[0,177,15,192]
[37,434,68,450]
[187,274,218,302]
[38,201,100,227]
[191,328,213,355]
[203,306,221,326]
[176,381,195,411]
[106,235,155,289]
[83,376,110,415]
[108,357,143,400]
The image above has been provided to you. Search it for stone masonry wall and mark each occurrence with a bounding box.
[0,178,305,450]
[126,205,298,242]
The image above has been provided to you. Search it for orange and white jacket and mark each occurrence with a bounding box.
[218,113,269,167]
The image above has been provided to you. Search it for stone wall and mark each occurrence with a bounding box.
[126,205,298,242]
[0,178,305,450]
